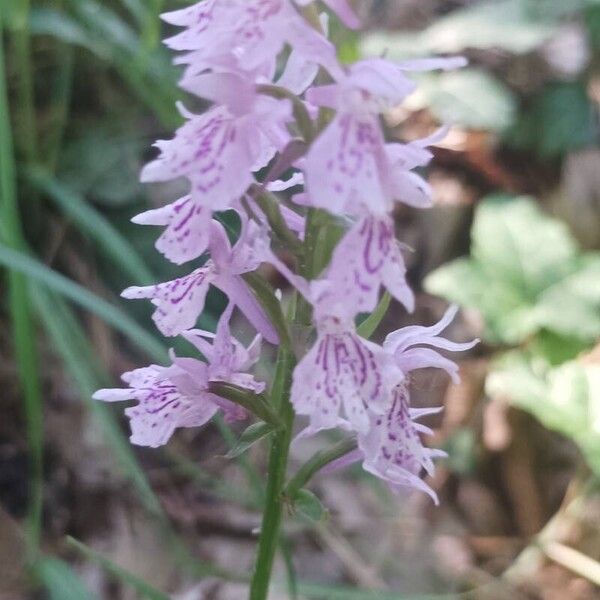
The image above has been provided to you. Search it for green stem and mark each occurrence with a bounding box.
[257,84,316,143]
[249,344,296,600]
[208,382,284,428]
[251,187,304,255]
[0,15,43,560]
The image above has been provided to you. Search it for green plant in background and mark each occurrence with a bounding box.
[426,195,600,474]
[362,0,600,155]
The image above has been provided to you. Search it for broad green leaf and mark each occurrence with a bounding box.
[294,489,328,523]
[506,83,596,159]
[425,257,539,344]
[472,196,577,297]
[535,255,600,339]
[530,331,590,365]
[36,558,97,600]
[410,69,517,132]
[56,129,147,207]
[487,353,600,474]
[426,196,600,345]
[225,422,276,459]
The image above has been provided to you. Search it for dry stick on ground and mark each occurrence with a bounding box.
[500,410,546,537]
[503,471,592,586]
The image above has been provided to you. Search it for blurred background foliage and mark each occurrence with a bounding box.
[2,0,600,598]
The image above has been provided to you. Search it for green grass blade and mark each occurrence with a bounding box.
[357,292,391,339]
[33,285,237,581]
[296,583,456,600]
[45,40,74,172]
[0,243,167,362]
[36,558,98,600]
[8,0,37,164]
[67,537,170,600]
[0,15,44,560]
[67,0,179,126]
[29,5,179,127]
[32,285,162,514]
[27,168,155,285]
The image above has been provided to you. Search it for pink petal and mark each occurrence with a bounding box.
[304,112,390,216]
[314,216,414,318]
[132,197,212,264]
[359,384,441,503]
[126,390,219,448]
[140,106,255,212]
[291,331,387,434]
[179,71,256,116]
[122,267,215,337]
[215,275,279,345]
[92,388,135,402]
[349,59,416,106]
[285,9,344,80]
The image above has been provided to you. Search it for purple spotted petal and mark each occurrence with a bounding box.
[132,196,212,264]
[359,384,441,503]
[291,329,389,434]
[141,106,255,211]
[122,266,215,337]
[125,387,218,448]
[303,112,390,216]
[164,0,341,79]
[313,215,414,320]
[95,364,219,448]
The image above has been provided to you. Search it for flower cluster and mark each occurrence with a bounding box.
[94,0,476,503]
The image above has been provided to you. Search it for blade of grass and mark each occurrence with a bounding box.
[280,534,298,600]
[0,243,167,362]
[68,534,247,588]
[140,0,164,51]
[45,36,74,173]
[67,0,179,127]
[32,285,162,514]
[67,537,170,600]
[357,293,391,339]
[29,5,179,128]
[27,168,155,285]
[9,0,37,164]
[296,583,456,600]
[34,284,245,583]
[0,15,44,560]
[36,557,98,600]
[542,542,600,587]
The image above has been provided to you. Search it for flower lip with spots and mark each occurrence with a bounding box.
[92,304,264,447]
